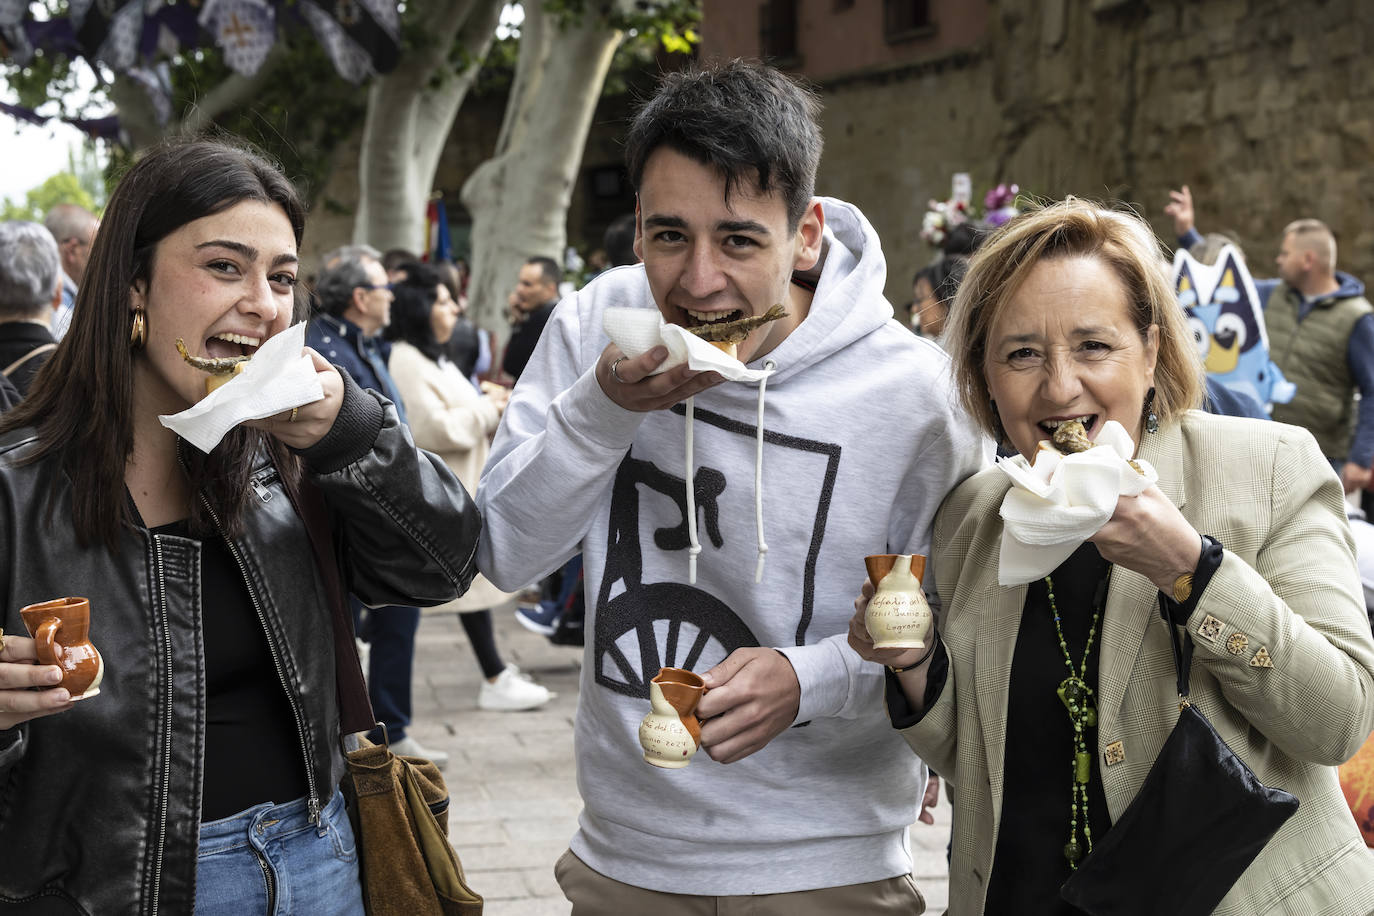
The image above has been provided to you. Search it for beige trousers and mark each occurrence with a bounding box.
[555,849,927,915]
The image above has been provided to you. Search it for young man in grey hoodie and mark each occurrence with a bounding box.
[476,60,988,913]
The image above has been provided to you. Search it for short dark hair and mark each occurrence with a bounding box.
[912,257,968,308]
[604,213,638,267]
[525,256,561,288]
[624,59,823,230]
[433,260,463,302]
[941,223,984,258]
[382,247,418,273]
[385,262,446,362]
[315,257,374,317]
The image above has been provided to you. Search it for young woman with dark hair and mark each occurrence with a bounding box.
[385,263,553,711]
[0,139,480,914]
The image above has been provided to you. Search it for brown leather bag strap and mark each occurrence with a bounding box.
[2,343,56,378]
[282,472,376,736]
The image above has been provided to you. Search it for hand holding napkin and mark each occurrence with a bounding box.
[159,322,325,454]
[996,420,1158,585]
[602,307,774,383]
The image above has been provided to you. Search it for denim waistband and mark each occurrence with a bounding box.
[199,791,346,853]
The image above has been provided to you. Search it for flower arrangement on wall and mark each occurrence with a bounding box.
[920,175,1024,248]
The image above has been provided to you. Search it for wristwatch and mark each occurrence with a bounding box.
[1172,571,1193,603]
[1171,533,1213,602]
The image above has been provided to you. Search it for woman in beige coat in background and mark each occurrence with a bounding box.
[387,262,553,711]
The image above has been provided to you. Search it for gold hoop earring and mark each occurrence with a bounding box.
[130,308,147,349]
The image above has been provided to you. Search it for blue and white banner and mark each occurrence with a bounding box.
[95,0,143,72]
[298,0,374,84]
[200,0,277,77]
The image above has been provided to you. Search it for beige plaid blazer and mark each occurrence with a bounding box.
[903,411,1374,915]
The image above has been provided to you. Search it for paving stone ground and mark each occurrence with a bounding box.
[407,603,952,915]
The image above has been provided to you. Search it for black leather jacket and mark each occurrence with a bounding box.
[0,375,480,914]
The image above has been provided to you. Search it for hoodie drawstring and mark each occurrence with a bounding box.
[685,396,701,584]
[681,359,777,586]
[753,360,776,582]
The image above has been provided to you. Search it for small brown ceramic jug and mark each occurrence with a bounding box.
[864,554,933,649]
[19,597,104,699]
[639,667,706,769]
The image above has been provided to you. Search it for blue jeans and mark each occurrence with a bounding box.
[196,790,364,916]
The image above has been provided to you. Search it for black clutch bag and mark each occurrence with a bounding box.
[1060,598,1299,916]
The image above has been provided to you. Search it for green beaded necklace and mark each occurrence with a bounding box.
[1043,572,1105,869]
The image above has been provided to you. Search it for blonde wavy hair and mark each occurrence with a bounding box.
[943,197,1204,440]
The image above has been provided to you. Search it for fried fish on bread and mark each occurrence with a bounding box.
[176,337,252,395]
[1046,418,1145,474]
[685,304,788,359]
[1049,418,1093,454]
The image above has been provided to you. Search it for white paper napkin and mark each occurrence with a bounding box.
[602,307,775,383]
[995,420,1158,585]
[159,322,324,454]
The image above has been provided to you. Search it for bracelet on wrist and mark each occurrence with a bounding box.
[886,631,939,674]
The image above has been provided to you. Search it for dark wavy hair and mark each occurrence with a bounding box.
[0,138,307,550]
[384,262,446,363]
[625,59,823,230]
[912,257,968,310]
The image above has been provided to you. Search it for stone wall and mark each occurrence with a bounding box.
[702,0,987,82]
[710,0,1374,310]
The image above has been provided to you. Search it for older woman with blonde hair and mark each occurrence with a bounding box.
[850,198,1374,914]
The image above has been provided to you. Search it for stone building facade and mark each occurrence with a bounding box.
[701,0,1374,310]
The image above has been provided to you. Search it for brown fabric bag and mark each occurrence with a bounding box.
[341,737,484,915]
[286,475,483,915]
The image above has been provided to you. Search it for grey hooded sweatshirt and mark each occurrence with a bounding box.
[476,197,989,895]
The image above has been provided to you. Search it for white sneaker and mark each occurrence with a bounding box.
[389,735,450,769]
[478,666,556,711]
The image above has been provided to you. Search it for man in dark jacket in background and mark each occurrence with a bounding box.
[502,255,561,381]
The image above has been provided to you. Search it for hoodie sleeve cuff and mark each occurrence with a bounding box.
[555,366,649,452]
[292,369,387,473]
[776,640,854,722]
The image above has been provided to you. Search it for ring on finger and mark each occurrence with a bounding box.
[0,627,5,656]
[288,406,299,423]
[610,355,630,384]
